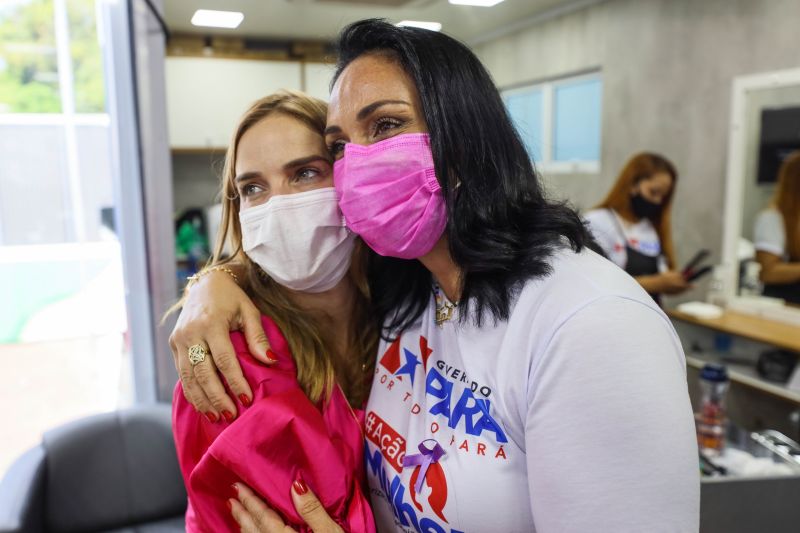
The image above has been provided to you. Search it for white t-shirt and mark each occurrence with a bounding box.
[754,208,788,260]
[364,248,699,533]
[583,208,667,272]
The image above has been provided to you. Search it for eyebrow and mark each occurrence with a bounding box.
[234,171,261,184]
[234,154,329,183]
[283,154,330,170]
[324,99,410,136]
[356,99,410,120]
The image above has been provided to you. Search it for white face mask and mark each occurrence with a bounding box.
[239,187,355,293]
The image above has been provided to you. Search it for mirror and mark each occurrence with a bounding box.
[721,68,800,309]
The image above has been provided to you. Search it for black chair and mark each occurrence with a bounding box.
[0,404,186,533]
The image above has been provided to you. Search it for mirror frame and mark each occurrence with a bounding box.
[721,67,800,304]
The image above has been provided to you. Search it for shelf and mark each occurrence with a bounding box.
[171,147,227,155]
[686,352,800,404]
[667,308,800,354]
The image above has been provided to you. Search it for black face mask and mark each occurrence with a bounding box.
[631,194,662,220]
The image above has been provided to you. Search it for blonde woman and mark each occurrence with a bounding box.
[170,90,376,533]
[754,151,800,303]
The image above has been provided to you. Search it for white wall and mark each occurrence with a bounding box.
[304,61,335,101]
[475,0,800,284]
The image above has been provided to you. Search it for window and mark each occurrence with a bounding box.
[503,71,602,173]
[0,0,131,478]
[505,87,543,161]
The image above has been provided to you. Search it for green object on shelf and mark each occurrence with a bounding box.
[175,219,209,260]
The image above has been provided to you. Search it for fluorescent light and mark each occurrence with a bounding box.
[449,0,505,6]
[191,9,244,29]
[397,20,442,32]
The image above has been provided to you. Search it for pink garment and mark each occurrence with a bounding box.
[172,316,375,533]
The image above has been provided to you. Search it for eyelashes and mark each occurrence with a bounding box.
[372,116,404,136]
[238,167,327,198]
[328,140,346,157]
[326,115,408,157]
[293,167,325,183]
[241,183,262,197]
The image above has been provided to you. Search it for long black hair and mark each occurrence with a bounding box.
[334,19,595,337]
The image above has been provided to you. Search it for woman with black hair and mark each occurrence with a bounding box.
[172,19,699,533]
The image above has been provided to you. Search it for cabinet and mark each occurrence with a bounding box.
[165,57,333,149]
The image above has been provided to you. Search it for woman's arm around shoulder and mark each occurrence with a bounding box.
[169,263,276,421]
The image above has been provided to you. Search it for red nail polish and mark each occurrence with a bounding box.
[293,478,308,495]
[226,499,233,512]
[266,349,279,362]
[222,410,235,422]
[238,394,252,407]
[231,483,239,496]
[204,412,218,423]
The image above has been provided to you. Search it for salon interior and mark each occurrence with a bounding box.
[1,0,799,531]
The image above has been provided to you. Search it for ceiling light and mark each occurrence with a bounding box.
[397,20,442,32]
[449,0,506,6]
[191,9,244,29]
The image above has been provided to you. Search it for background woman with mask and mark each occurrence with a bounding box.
[754,151,800,304]
[584,152,690,303]
[174,20,699,533]
[170,90,376,533]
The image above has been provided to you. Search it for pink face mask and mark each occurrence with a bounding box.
[333,133,447,259]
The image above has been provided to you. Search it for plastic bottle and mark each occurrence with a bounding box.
[695,363,729,453]
[706,265,728,307]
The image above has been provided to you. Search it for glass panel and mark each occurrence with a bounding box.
[0,0,61,113]
[0,0,130,478]
[0,123,68,244]
[553,77,602,162]
[505,88,543,161]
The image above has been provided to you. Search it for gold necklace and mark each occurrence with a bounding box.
[434,284,459,327]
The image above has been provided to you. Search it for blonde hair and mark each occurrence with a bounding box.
[596,152,679,269]
[772,151,800,261]
[195,90,376,406]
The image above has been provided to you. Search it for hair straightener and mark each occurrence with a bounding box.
[682,249,713,282]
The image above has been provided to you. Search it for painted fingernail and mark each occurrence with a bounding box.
[222,410,235,422]
[238,394,252,407]
[226,499,233,513]
[204,412,218,423]
[266,349,278,362]
[293,477,308,495]
[231,483,239,496]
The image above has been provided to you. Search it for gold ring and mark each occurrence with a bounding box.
[188,344,208,366]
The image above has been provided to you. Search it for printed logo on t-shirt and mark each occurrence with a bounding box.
[365,410,406,473]
[379,336,434,385]
[375,335,508,445]
[369,333,516,531]
[409,459,448,523]
[366,446,462,533]
[425,362,508,444]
